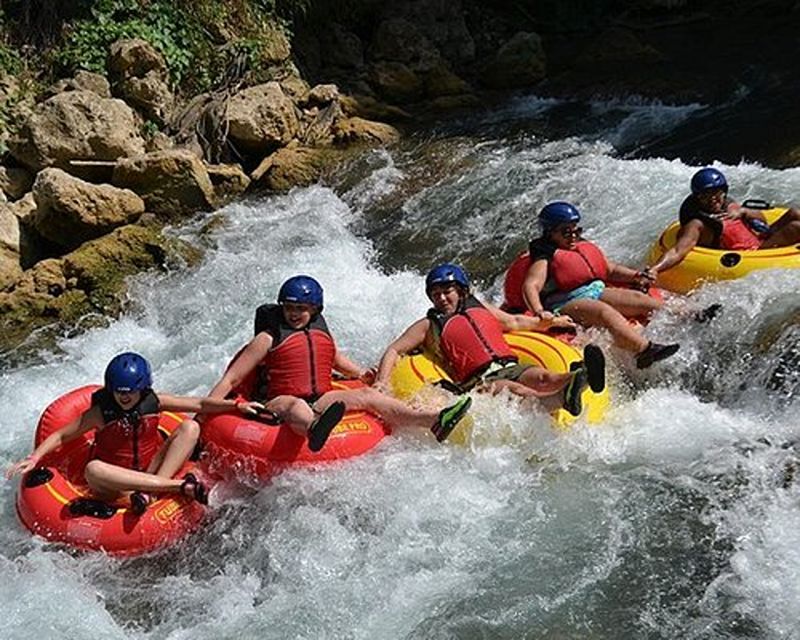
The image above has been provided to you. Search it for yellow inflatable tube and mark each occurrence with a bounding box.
[647,208,800,294]
[389,330,609,430]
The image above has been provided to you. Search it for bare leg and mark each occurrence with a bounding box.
[761,208,800,248]
[84,460,185,499]
[314,388,443,429]
[600,287,663,318]
[562,298,649,353]
[264,395,316,435]
[147,419,200,478]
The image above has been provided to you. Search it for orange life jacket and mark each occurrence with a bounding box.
[719,219,761,250]
[549,241,609,293]
[92,388,162,471]
[252,304,336,401]
[502,251,531,313]
[428,296,517,383]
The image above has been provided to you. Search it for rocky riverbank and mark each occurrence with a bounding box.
[1,0,799,354]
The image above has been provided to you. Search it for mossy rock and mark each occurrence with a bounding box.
[0,221,203,353]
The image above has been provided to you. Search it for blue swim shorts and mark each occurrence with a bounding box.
[545,279,606,313]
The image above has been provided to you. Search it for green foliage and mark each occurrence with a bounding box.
[56,0,200,85]
[0,43,23,75]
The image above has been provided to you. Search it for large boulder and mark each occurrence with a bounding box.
[205,163,251,204]
[31,168,145,250]
[0,222,202,352]
[370,18,440,71]
[112,149,216,218]
[480,32,546,90]
[250,143,335,192]
[332,117,400,146]
[7,91,146,173]
[223,82,300,156]
[384,0,475,65]
[109,39,174,124]
[369,62,424,103]
[108,38,168,80]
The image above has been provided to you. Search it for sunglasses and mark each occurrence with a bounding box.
[553,225,582,237]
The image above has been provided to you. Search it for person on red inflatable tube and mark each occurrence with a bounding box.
[207,275,474,445]
[511,201,679,369]
[6,352,262,514]
[647,167,800,276]
[373,263,605,425]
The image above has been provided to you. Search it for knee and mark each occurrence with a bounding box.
[175,419,200,443]
[84,459,110,484]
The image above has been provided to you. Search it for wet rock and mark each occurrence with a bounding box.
[480,32,546,90]
[223,82,300,156]
[112,149,216,218]
[0,222,202,352]
[206,163,251,204]
[332,117,400,146]
[7,91,146,173]
[32,168,145,250]
[250,143,335,191]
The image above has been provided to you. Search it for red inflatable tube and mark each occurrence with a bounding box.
[15,385,207,557]
[202,379,390,479]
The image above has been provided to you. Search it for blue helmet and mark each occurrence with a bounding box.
[691,168,728,195]
[538,201,581,231]
[104,352,152,392]
[425,263,470,295]
[278,275,323,309]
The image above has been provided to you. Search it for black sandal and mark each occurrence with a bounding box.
[129,491,152,516]
[583,343,606,393]
[307,401,346,452]
[180,473,208,505]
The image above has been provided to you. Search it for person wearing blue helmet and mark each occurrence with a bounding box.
[7,352,264,514]
[208,275,475,445]
[374,264,606,426]
[648,167,800,276]
[506,201,679,369]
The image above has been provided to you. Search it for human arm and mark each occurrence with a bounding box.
[6,407,98,478]
[157,393,264,416]
[484,301,575,332]
[206,332,273,400]
[373,319,430,390]
[333,350,375,384]
[648,220,704,275]
[521,259,553,320]
[607,259,654,291]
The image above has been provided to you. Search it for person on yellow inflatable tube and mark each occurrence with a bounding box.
[518,202,679,369]
[374,263,606,433]
[207,275,474,445]
[647,167,800,276]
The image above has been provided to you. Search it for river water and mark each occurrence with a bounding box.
[2,94,800,639]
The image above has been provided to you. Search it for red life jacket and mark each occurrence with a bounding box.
[91,389,162,471]
[252,304,335,401]
[502,251,531,313]
[429,296,517,383]
[549,241,609,293]
[719,219,761,250]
